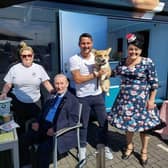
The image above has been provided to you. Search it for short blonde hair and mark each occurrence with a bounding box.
[19,41,34,55]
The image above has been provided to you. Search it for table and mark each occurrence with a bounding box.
[155,100,168,140]
[0,129,19,168]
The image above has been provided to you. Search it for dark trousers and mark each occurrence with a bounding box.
[19,129,53,168]
[78,94,108,147]
[9,93,41,136]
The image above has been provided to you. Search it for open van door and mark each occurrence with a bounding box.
[59,10,107,87]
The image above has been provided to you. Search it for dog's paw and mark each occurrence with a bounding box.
[101,74,107,80]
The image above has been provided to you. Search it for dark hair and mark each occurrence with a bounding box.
[78,33,93,45]
[126,33,144,50]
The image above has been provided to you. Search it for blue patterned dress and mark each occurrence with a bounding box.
[110,57,160,132]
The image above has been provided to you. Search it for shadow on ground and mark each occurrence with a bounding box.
[150,132,168,145]
[87,122,126,152]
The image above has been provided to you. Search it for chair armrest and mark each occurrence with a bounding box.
[54,123,83,137]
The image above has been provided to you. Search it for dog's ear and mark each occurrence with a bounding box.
[106,48,112,55]
[91,48,97,54]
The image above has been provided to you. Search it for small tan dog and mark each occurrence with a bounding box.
[93,48,112,96]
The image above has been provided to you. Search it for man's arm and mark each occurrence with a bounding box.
[71,69,96,84]
[71,68,111,84]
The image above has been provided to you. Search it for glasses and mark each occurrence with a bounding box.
[21,54,33,58]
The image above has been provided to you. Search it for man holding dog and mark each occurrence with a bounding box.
[69,33,113,164]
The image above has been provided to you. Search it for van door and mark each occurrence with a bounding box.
[59,10,107,87]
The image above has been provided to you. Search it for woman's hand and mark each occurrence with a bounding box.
[146,99,156,110]
[0,83,12,100]
[42,80,54,94]
[0,93,7,100]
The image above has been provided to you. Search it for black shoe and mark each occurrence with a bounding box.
[140,152,148,167]
[122,148,134,160]
[140,158,148,167]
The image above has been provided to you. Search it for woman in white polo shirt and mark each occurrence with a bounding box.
[0,41,54,136]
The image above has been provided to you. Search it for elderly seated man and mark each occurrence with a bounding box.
[19,74,80,168]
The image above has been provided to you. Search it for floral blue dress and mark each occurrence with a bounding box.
[110,57,160,132]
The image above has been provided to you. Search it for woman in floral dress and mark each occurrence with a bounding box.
[109,33,161,166]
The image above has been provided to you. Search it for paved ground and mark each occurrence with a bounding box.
[2,121,166,168]
[50,122,168,168]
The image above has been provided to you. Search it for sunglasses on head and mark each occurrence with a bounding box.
[21,54,33,58]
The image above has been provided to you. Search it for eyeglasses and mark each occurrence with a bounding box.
[21,54,33,58]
